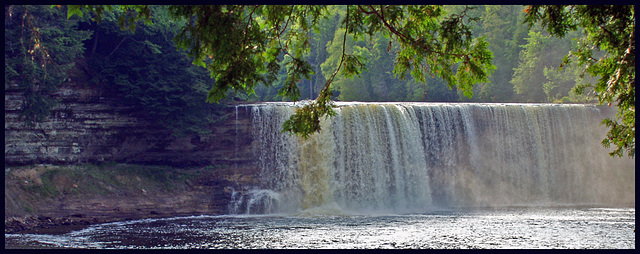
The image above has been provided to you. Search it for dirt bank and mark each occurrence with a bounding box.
[4,163,256,234]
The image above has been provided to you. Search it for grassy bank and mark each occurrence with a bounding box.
[6,163,195,215]
[5,163,235,233]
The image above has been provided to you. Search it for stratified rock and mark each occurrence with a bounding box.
[5,82,257,171]
[5,78,263,233]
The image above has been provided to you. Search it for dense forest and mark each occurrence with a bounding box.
[6,5,630,154]
[5,6,592,128]
[6,5,226,136]
[252,5,593,104]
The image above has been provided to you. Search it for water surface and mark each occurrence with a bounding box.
[5,207,635,249]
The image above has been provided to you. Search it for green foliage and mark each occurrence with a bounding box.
[471,5,528,102]
[542,64,591,103]
[63,5,633,158]
[12,164,199,202]
[319,20,455,102]
[511,26,589,103]
[511,30,557,102]
[81,5,224,136]
[284,5,495,137]
[164,5,326,105]
[281,84,338,139]
[385,5,495,99]
[5,5,92,124]
[279,56,314,101]
[67,5,152,32]
[524,5,635,158]
[69,5,495,138]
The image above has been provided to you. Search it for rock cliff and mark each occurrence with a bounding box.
[5,80,256,170]
[5,79,263,233]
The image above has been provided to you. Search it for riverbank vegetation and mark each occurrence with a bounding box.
[4,163,238,234]
[5,163,200,215]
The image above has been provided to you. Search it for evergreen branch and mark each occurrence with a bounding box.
[360,5,469,58]
[325,5,350,88]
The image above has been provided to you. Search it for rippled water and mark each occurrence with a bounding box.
[5,207,635,249]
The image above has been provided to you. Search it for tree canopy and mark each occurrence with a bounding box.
[5,5,91,123]
[66,5,495,139]
[6,5,633,158]
[79,5,226,136]
[523,5,634,158]
[70,5,637,157]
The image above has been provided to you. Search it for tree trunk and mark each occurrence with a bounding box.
[106,36,129,61]
[89,30,98,58]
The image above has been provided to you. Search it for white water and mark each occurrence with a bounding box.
[229,102,635,214]
[6,207,635,249]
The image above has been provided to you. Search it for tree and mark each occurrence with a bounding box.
[321,27,371,101]
[475,5,528,102]
[5,5,92,123]
[79,6,226,136]
[64,5,634,158]
[524,5,635,158]
[321,12,436,102]
[511,29,579,102]
[67,5,495,138]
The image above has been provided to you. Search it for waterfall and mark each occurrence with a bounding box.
[229,102,635,214]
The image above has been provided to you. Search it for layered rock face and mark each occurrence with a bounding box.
[5,82,255,171]
[5,81,262,232]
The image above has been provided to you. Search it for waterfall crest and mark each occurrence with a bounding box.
[229,102,635,214]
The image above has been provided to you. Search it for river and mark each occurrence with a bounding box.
[5,206,635,249]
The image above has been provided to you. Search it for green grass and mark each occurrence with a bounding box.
[6,162,220,217]
[20,173,60,198]
[13,163,203,199]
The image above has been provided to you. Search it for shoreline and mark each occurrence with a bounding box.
[5,212,220,235]
[4,163,249,235]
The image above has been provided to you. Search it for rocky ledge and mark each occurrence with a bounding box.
[5,78,263,234]
[5,79,257,168]
[4,164,259,234]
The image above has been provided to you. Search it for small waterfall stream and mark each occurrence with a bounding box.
[229,102,635,214]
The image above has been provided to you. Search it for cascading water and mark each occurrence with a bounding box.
[229,102,635,214]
